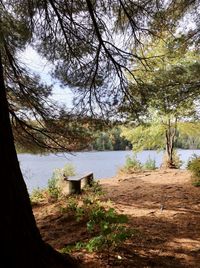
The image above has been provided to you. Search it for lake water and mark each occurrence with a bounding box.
[18,149,200,192]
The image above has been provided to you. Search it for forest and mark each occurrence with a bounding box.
[0,0,199,267]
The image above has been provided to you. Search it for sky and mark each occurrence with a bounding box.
[20,46,73,108]
[19,11,197,111]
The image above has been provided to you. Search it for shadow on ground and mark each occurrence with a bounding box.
[33,169,200,267]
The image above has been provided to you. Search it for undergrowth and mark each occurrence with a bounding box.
[48,163,76,200]
[187,154,200,187]
[30,188,46,204]
[31,169,134,252]
[119,154,157,174]
[60,182,134,253]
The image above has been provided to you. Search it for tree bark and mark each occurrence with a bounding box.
[165,118,177,168]
[0,53,78,267]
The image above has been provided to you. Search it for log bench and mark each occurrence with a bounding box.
[63,172,94,195]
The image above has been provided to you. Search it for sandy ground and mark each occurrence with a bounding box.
[34,169,200,267]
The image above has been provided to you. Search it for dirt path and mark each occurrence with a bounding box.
[34,169,200,267]
[100,169,200,267]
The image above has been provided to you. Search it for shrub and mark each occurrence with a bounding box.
[66,196,79,211]
[143,157,156,170]
[30,188,45,204]
[187,154,200,186]
[126,154,142,170]
[47,176,61,200]
[84,206,133,252]
[60,197,134,253]
[119,154,142,174]
[48,163,76,199]
[63,163,76,178]
[162,150,183,169]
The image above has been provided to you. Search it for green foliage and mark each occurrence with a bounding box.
[122,36,200,168]
[47,176,61,200]
[176,123,200,149]
[92,127,131,151]
[85,205,132,252]
[121,120,200,168]
[120,154,157,174]
[187,154,200,186]
[121,123,165,152]
[89,181,104,195]
[73,206,131,252]
[143,157,156,170]
[48,163,76,199]
[176,133,200,149]
[172,151,183,169]
[66,197,78,211]
[162,150,183,169]
[119,154,142,173]
[126,155,142,170]
[51,168,64,181]
[30,188,45,204]
[60,188,133,253]
[82,180,104,197]
[63,163,76,177]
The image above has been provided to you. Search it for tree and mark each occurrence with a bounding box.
[0,0,200,267]
[121,37,200,167]
[121,114,200,167]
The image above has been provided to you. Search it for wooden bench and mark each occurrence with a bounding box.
[64,172,94,195]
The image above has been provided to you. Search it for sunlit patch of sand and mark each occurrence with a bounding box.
[166,238,200,251]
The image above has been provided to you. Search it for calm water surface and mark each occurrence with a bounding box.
[18,149,200,192]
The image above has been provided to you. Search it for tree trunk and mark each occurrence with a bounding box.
[0,54,78,267]
[165,118,177,169]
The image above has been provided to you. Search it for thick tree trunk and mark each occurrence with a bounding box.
[0,54,78,267]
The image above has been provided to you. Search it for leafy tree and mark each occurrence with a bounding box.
[121,37,200,167]
[121,116,200,166]
[0,0,199,267]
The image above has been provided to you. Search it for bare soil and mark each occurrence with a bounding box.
[33,169,200,267]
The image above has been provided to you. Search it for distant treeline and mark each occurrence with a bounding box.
[16,126,200,154]
[90,128,200,151]
[90,127,132,151]
[175,134,200,150]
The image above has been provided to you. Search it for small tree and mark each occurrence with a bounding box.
[121,36,200,168]
[121,114,200,168]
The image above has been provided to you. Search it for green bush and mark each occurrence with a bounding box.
[48,163,76,199]
[119,154,142,174]
[63,163,76,177]
[30,188,45,204]
[61,198,134,253]
[47,175,61,200]
[84,206,133,252]
[126,154,142,170]
[66,196,78,211]
[143,157,156,170]
[187,154,200,186]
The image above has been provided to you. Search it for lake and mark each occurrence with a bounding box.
[18,149,200,192]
